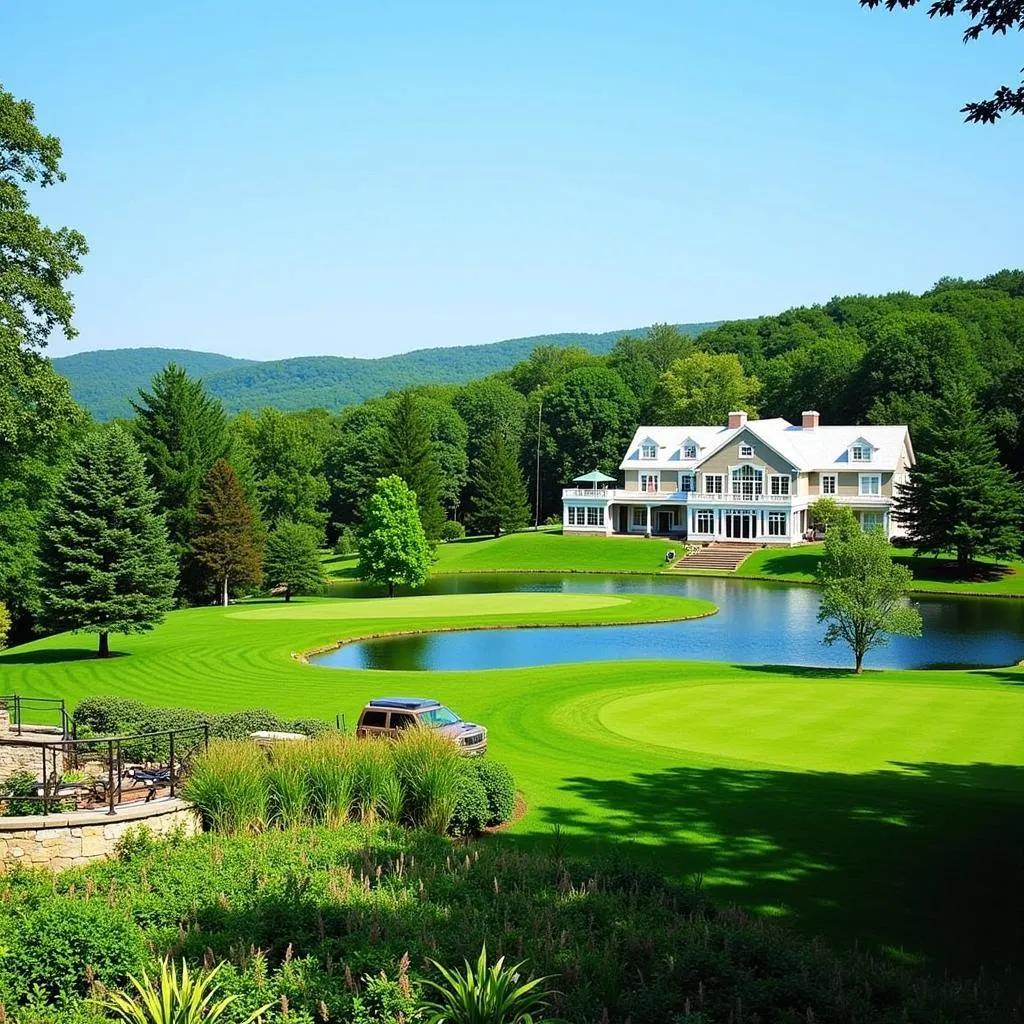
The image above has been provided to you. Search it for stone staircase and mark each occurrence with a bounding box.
[673,543,761,572]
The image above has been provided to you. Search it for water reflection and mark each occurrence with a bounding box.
[320,574,1024,672]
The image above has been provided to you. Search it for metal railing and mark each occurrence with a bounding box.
[562,488,794,504]
[0,695,71,738]
[0,725,209,816]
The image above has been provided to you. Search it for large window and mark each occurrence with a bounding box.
[696,510,715,533]
[859,474,881,496]
[820,474,837,495]
[731,464,763,499]
[704,474,724,494]
[586,506,604,527]
[682,443,697,459]
[640,473,659,493]
[568,505,604,527]
[641,441,657,459]
[767,511,787,537]
[861,511,884,532]
[769,475,790,496]
[851,444,871,462]
[632,506,647,527]
[679,474,694,492]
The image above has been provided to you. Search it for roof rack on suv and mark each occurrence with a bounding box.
[367,697,440,711]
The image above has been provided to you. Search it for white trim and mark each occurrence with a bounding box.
[858,473,882,497]
[703,473,724,494]
[769,474,790,496]
[738,443,754,458]
[820,473,837,496]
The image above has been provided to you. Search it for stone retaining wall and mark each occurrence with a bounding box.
[0,799,200,871]
[0,706,53,778]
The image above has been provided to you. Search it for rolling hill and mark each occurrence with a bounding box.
[53,324,718,419]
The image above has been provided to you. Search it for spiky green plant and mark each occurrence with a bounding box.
[266,742,310,829]
[377,758,405,823]
[393,729,463,833]
[423,945,557,1024]
[306,733,355,827]
[181,740,269,835]
[353,738,392,825]
[94,957,272,1024]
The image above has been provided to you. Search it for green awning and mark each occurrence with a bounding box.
[573,470,617,483]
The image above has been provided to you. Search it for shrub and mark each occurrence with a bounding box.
[287,717,333,738]
[392,729,463,834]
[210,708,284,741]
[473,760,516,826]
[439,519,466,542]
[449,768,490,837]
[2,899,146,1004]
[266,741,312,829]
[333,526,358,556]
[354,738,392,825]
[182,740,270,834]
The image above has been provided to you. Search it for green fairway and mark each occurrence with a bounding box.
[2,590,1023,973]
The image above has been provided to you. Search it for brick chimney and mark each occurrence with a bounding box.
[802,410,820,430]
[727,411,747,429]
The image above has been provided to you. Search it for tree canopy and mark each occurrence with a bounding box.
[264,521,325,602]
[468,429,531,537]
[384,392,446,540]
[37,426,176,657]
[357,475,432,597]
[653,351,761,426]
[859,0,1024,122]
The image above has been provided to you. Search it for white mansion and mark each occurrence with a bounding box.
[561,411,913,545]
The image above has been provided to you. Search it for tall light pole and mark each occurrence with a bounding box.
[534,396,542,529]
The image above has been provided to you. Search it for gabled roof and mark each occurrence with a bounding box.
[619,420,912,473]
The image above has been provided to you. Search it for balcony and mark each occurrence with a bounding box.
[562,487,793,504]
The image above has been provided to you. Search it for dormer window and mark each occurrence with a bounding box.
[682,443,697,459]
[641,441,657,460]
[739,444,754,458]
[851,444,871,463]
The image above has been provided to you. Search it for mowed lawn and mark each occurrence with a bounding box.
[2,591,1023,973]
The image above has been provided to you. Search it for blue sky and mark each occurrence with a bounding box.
[5,0,1022,360]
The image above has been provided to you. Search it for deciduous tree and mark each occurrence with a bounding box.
[0,601,10,649]
[264,521,325,601]
[468,430,531,537]
[37,426,176,657]
[815,515,923,672]
[192,459,264,607]
[860,0,1024,122]
[653,351,760,426]
[357,475,432,597]
[894,380,1023,571]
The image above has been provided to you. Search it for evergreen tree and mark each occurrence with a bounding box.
[815,512,923,673]
[893,380,1023,572]
[37,426,176,657]
[264,521,325,602]
[468,429,531,537]
[131,363,230,554]
[191,459,264,606]
[357,475,432,597]
[384,392,445,540]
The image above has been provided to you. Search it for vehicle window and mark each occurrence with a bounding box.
[420,706,461,727]
[390,713,415,730]
[360,710,387,728]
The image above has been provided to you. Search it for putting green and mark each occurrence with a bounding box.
[228,592,635,620]
[599,680,1024,776]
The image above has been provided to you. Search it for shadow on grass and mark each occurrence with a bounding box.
[0,647,130,664]
[895,556,1014,585]
[509,761,1024,974]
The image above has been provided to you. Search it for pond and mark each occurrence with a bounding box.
[319,574,1024,672]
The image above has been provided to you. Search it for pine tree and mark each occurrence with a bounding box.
[357,476,432,597]
[264,521,325,601]
[37,426,176,657]
[894,380,1023,572]
[468,429,531,537]
[191,459,264,606]
[384,392,445,540]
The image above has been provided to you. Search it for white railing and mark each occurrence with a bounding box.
[562,488,795,504]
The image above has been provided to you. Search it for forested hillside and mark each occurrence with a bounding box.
[54,324,719,419]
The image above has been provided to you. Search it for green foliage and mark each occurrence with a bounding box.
[325,399,393,534]
[385,392,446,539]
[358,475,432,596]
[264,521,325,600]
[894,380,1023,570]
[0,599,9,648]
[333,525,359,554]
[608,323,695,418]
[440,519,466,542]
[182,740,271,835]
[423,946,556,1024]
[449,768,490,837]
[815,524,923,672]
[468,430,531,537]
[472,760,516,826]
[37,424,177,656]
[131,363,230,560]
[807,498,857,538]
[191,459,264,606]
[231,408,328,533]
[3,898,146,1004]
[453,378,528,466]
[653,350,760,425]
[95,957,273,1024]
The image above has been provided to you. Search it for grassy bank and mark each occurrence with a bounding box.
[324,530,1024,596]
[2,591,1022,973]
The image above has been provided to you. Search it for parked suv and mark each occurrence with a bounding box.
[355,697,487,755]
